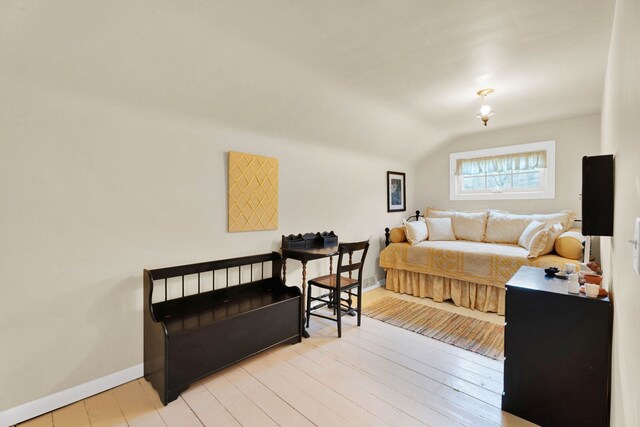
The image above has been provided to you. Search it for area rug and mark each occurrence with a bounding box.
[363,297,504,360]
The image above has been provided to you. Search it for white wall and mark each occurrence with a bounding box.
[600,0,640,424]
[414,114,601,215]
[0,0,617,419]
[0,77,411,411]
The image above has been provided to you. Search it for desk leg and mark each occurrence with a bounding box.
[283,257,307,338]
[301,261,309,338]
[282,257,287,284]
[328,256,335,313]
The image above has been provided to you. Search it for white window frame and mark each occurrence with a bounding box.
[449,140,556,201]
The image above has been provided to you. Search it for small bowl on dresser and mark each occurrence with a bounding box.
[544,267,559,276]
[584,274,603,285]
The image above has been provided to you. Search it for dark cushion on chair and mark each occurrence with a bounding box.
[308,274,358,289]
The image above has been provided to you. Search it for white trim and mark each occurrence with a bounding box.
[0,364,143,427]
[363,279,385,293]
[449,140,556,201]
[0,276,384,427]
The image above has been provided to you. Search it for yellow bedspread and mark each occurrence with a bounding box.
[380,241,580,288]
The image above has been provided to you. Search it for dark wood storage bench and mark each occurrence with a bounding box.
[144,252,301,405]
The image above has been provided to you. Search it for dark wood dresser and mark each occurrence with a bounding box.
[503,266,613,427]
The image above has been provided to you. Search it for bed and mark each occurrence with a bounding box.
[380,209,583,315]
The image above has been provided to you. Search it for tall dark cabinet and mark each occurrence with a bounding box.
[582,154,614,237]
[503,267,613,427]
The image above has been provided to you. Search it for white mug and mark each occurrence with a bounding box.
[585,283,600,298]
[565,263,577,274]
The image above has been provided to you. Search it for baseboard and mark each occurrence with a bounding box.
[363,279,385,293]
[1,280,387,426]
[0,364,143,427]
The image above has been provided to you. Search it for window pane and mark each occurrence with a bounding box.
[487,174,512,189]
[513,172,540,188]
[451,141,554,200]
[463,176,485,190]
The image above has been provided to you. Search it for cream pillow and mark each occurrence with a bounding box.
[426,208,487,242]
[518,220,546,250]
[404,220,428,245]
[541,223,564,255]
[527,228,550,258]
[528,210,577,231]
[426,217,456,241]
[485,210,577,244]
[485,211,534,244]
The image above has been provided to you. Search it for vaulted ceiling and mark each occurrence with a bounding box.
[1,0,614,159]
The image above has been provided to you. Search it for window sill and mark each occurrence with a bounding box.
[450,190,555,201]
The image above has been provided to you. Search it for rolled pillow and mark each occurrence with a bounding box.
[527,228,550,258]
[404,220,428,245]
[555,230,586,260]
[426,208,487,242]
[389,227,406,243]
[518,220,546,250]
[426,217,456,241]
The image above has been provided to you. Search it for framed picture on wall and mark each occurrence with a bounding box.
[387,171,406,212]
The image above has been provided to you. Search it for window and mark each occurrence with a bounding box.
[449,141,555,200]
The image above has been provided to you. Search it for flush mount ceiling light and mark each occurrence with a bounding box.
[476,88,495,126]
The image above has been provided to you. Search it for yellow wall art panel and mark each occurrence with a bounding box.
[228,151,279,232]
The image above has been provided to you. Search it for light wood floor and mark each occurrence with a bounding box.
[18,288,534,427]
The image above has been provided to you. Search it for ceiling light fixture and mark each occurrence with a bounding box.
[476,88,495,126]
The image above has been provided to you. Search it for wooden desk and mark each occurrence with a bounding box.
[281,245,339,338]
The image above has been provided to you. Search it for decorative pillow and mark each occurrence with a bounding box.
[404,220,428,245]
[426,208,487,242]
[518,220,546,250]
[426,217,456,241]
[541,223,564,255]
[485,211,534,244]
[389,227,407,243]
[555,229,585,260]
[527,228,550,258]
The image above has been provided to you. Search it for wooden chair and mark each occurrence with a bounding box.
[306,241,370,337]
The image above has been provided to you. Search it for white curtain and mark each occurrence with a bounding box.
[456,150,546,175]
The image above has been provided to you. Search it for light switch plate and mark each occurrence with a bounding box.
[634,218,640,275]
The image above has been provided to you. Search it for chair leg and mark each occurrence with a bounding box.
[337,289,342,338]
[332,290,336,315]
[357,284,362,327]
[306,284,312,328]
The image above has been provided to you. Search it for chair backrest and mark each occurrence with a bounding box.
[336,240,370,287]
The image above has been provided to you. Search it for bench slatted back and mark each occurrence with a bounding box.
[145,252,282,305]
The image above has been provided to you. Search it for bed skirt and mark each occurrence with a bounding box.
[385,268,506,316]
